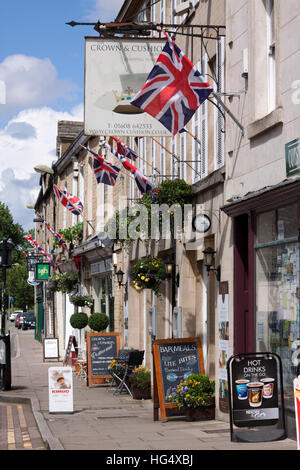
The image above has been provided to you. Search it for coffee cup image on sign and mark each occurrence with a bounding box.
[247,382,264,407]
[235,379,249,400]
[261,378,275,399]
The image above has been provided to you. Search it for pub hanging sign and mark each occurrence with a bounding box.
[36,263,50,281]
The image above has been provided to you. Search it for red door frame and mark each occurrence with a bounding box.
[233,212,255,354]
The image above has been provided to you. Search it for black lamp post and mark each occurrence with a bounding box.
[0,237,14,390]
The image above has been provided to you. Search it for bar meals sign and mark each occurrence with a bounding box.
[285,138,300,177]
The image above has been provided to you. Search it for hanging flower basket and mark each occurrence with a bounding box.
[69,293,94,308]
[131,257,166,296]
[48,271,79,294]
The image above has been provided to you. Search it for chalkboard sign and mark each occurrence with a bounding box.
[227,353,286,442]
[87,333,120,387]
[153,338,204,422]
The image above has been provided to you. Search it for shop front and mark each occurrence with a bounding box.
[222,177,300,437]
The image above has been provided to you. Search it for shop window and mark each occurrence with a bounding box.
[93,275,114,332]
[255,203,299,410]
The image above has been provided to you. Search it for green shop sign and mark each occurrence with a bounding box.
[285,138,300,177]
[36,263,50,281]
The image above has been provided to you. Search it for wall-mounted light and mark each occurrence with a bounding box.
[115,268,126,287]
[33,164,54,175]
[163,256,180,287]
[202,247,221,282]
[164,257,174,277]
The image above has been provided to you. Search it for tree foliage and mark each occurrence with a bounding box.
[0,203,34,310]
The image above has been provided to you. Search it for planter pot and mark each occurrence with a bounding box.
[185,398,215,421]
[72,301,86,307]
[131,385,152,400]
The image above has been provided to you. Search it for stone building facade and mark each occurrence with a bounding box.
[32,0,300,438]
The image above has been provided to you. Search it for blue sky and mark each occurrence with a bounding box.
[0,0,123,230]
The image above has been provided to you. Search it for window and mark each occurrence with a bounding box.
[214,37,225,170]
[171,136,177,179]
[192,57,208,182]
[93,276,114,332]
[160,0,165,23]
[160,137,166,181]
[137,1,147,22]
[171,0,178,27]
[255,204,299,409]
[151,138,156,183]
[249,0,278,123]
[138,137,146,176]
[180,131,186,180]
[265,0,276,112]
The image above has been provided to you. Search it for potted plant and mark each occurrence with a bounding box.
[169,373,215,421]
[129,366,151,400]
[131,257,166,296]
[69,293,94,308]
[88,312,110,332]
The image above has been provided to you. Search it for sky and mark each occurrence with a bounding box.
[0,0,124,231]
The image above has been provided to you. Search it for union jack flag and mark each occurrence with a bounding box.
[106,144,155,195]
[24,234,56,267]
[37,212,68,251]
[80,144,120,186]
[111,136,138,161]
[131,32,213,136]
[53,185,83,216]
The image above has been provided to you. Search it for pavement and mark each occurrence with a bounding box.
[0,325,298,453]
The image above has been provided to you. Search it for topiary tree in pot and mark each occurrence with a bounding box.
[70,312,89,360]
[70,312,89,330]
[88,312,110,332]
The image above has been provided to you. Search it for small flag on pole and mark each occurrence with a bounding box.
[111,136,138,161]
[80,144,120,186]
[53,185,83,216]
[24,234,55,267]
[131,32,213,136]
[106,144,155,195]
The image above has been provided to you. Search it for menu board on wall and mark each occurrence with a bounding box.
[218,281,229,413]
[153,338,204,422]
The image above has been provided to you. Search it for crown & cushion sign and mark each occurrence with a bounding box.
[84,37,171,137]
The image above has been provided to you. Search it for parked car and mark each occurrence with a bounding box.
[15,312,23,328]
[9,310,23,322]
[21,312,36,330]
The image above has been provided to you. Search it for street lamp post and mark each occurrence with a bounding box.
[0,238,14,391]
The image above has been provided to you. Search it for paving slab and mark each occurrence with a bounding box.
[0,327,298,453]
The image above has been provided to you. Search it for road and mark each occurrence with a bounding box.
[0,322,46,450]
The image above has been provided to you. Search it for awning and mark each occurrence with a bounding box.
[73,232,113,259]
[221,177,300,217]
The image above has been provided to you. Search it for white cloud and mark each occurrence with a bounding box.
[0,103,83,230]
[84,0,124,22]
[0,54,77,121]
